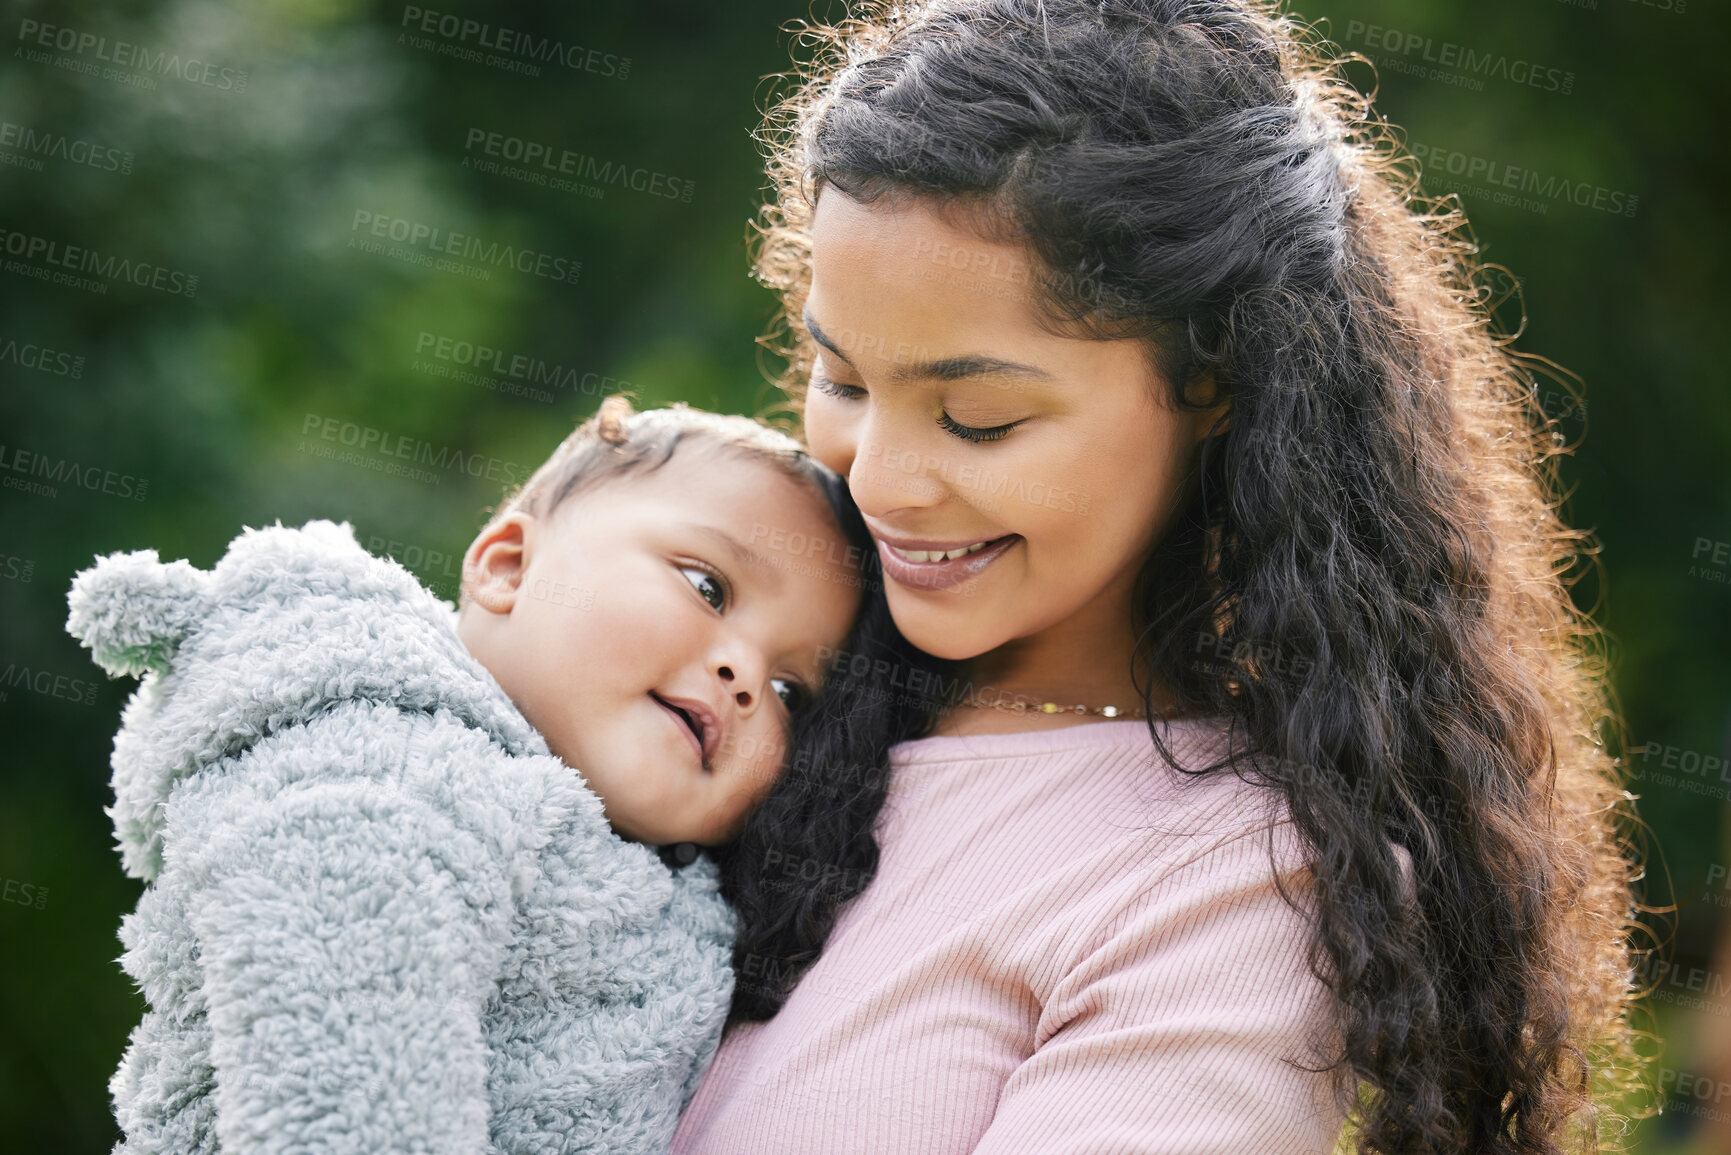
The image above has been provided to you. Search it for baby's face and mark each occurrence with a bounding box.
[458,447,861,845]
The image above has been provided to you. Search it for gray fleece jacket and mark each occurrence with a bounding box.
[66,520,735,1155]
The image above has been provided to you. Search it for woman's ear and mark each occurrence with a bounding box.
[1188,372,1231,441]
[463,512,535,614]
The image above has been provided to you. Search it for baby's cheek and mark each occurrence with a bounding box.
[523,701,594,776]
[584,588,691,668]
[722,725,788,798]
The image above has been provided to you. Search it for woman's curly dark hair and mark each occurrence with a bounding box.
[719,1,1649,1152]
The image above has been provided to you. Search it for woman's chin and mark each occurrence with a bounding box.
[893,607,1003,663]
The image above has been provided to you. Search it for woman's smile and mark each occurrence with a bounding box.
[871,530,1021,591]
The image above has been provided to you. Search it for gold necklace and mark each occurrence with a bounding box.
[960,691,1147,720]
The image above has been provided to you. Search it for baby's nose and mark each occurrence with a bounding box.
[716,665,752,708]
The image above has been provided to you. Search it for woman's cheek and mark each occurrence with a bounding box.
[802,391,855,477]
[995,444,1088,536]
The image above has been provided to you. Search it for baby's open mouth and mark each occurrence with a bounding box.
[651,692,712,766]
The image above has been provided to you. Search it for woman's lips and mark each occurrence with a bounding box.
[875,534,1019,591]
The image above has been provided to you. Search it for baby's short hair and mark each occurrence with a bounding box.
[472,397,851,593]
[496,395,829,520]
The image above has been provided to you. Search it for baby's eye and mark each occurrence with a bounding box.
[770,677,808,714]
[679,566,726,611]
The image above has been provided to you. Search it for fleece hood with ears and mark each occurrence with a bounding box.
[67,518,543,883]
[67,520,735,1155]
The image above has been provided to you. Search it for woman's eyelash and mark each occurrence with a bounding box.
[811,360,1017,441]
[809,367,865,399]
[938,412,1021,443]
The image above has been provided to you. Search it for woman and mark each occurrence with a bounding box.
[680,2,1642,1152]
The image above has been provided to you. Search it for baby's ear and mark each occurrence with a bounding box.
[66,550,210,678]
[463,513,532,614]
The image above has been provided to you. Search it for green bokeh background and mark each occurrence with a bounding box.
[1,0,1725,1149]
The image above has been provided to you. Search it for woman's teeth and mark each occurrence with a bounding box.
[889,541,991,563]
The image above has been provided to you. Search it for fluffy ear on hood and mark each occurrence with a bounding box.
[67,550,210,678]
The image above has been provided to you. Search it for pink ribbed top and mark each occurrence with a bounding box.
[671,718,1350,1155]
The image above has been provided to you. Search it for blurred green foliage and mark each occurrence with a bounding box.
[1,0,1725,1148]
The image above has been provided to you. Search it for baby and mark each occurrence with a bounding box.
[66,397,862,1155]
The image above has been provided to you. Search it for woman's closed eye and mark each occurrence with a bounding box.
[814,367,1022,443]
[938,411,1022,443]
[809,364,865,401]
[678,564,728,612]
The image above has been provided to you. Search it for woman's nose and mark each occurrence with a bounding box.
[848,431,945,519]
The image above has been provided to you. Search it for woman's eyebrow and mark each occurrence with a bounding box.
[891,356,1050,383]
[804,307,1051,383]
[803,308,855,366]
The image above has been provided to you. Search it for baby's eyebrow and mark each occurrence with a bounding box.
[688,524,784,594]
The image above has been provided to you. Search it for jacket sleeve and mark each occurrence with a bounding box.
[968,824,1349,1155]
[679,973,731,1116]
[179,754,517,1155]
